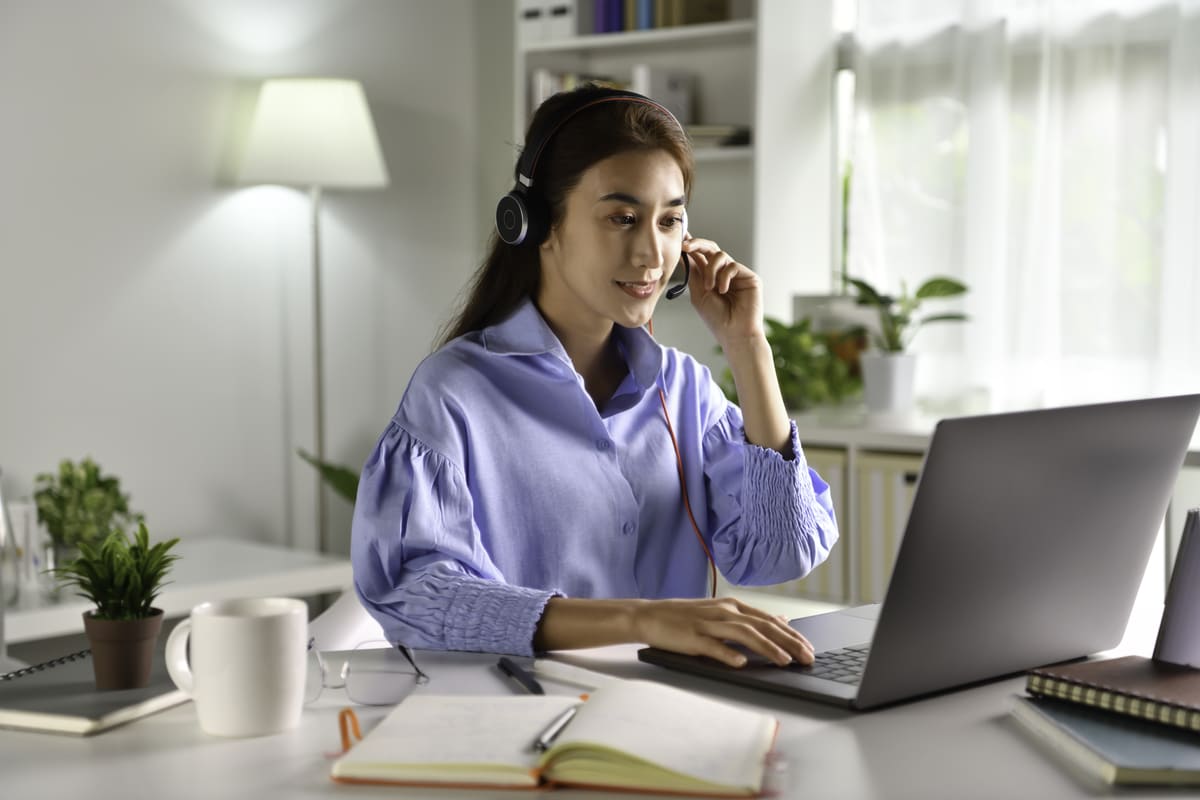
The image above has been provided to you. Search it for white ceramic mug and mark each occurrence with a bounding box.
[165,597,308,737]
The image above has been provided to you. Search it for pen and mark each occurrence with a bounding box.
[533,704,579,752]
[497,656,545,695]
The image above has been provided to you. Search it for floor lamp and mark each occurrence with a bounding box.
[238,78,389,553]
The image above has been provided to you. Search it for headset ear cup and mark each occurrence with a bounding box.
[495,188,550,247]
[496,191,530,246]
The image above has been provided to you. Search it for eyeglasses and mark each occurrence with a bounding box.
[306,638,430,706]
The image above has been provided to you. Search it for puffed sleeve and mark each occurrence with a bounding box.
[351,422,559,655]
[703,403,840,586]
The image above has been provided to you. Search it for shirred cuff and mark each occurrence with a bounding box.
[741,420,822,556]
[439,574,560,656]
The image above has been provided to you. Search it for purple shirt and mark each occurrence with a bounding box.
[351,299,839,656]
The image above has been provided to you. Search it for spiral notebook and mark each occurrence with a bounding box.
[0,647,189,735]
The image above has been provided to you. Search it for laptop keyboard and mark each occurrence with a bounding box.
[791,644,871,684]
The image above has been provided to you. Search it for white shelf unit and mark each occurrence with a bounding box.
[512,0,837,322]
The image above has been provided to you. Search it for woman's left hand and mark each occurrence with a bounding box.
[682,237,764,348]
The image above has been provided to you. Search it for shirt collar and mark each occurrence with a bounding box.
[482,298,665,392]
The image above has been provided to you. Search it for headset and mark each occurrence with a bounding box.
[496,88,716,595]
[495,87,691,302]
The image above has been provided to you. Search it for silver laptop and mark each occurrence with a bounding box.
[639,395,1200,710]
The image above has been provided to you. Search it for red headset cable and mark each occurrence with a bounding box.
[648,318,718,598]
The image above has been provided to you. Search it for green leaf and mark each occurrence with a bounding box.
[843,275,888,307]
[297,449,360,505]
[914,277,968,299]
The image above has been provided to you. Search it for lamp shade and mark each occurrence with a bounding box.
[239,78,389,188]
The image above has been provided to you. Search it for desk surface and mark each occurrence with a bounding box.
[0,603,1172,799]
[7,538,352,643]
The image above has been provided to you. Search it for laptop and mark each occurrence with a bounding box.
[638,394,1200,710]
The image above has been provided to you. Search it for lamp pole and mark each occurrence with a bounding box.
[310,185,328,555]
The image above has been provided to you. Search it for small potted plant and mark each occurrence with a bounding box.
[842,273,968,415]
[53,522,179,690]
[719,316,864,413]
[33,458,143,572]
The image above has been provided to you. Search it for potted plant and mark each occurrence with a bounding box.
[52,522,179,690]
[33,458,143,571]
[842,273,968,415]
[719,316,865,413]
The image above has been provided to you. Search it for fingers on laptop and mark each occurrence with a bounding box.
[691,599,814,668]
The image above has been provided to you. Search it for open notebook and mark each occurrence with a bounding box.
[331,679,778,797]
[0,648,188,735]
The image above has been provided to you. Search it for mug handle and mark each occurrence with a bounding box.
[165,619,194,694]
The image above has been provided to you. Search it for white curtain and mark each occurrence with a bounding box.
[848,0,1200,410]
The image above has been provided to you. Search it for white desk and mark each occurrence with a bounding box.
[6,538,352,644]
[0,604,1171,799]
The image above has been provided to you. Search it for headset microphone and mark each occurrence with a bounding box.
[665,211,690,300]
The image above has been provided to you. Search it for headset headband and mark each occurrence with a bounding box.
[515,89,684,190]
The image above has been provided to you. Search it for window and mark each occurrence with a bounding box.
[836,0,1198,410]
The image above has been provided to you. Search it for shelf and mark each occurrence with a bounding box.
[692,145,753,163]
[521,19,755,55]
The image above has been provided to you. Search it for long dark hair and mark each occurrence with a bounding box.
[437,85,695,348]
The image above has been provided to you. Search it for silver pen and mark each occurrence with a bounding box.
[532,704,580,752]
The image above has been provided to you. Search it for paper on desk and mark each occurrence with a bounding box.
[533,659,621,691]
[307,591,386,651]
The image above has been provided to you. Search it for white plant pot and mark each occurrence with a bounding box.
[860,352,917,416]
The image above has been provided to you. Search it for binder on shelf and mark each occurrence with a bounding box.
[624,0,637,31]
[517,0,548,43]
[544,0,592,39]
[637,0,654,29]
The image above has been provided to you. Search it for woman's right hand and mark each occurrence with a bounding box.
[630,597,814,668]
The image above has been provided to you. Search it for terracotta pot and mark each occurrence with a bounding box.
[82,608,165,690]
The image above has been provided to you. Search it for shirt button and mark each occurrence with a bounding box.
[596,439,611,451]
[621,521,634,535]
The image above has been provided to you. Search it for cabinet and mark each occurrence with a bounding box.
[778,416,933,606]
[511,0,837,323]
[853,450,922,604]
[754,433,926,607]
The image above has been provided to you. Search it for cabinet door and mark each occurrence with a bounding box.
[855,451,923,605]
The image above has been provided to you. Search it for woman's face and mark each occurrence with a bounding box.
[537,148,686,333]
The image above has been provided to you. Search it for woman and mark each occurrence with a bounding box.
[352,85,838,668]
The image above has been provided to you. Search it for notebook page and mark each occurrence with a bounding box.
[553,679,775,790]
[333,695,576,782]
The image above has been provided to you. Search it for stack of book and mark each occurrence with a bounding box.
[1011,509,1200,787]
[528,70,625,114]
[594,0,731,35]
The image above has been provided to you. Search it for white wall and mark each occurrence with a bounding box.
[0,0,488,555]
